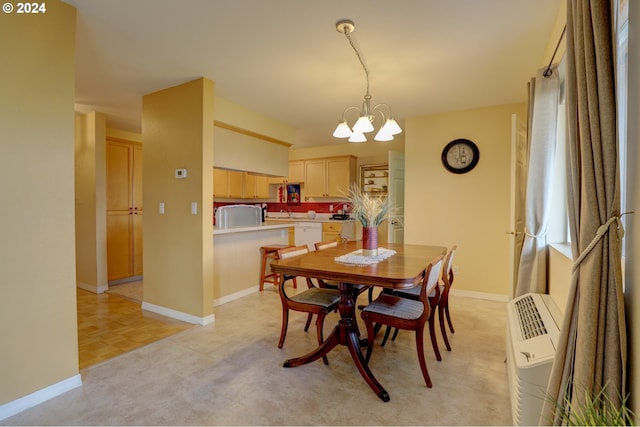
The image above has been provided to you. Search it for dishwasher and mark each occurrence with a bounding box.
[294,222,322,251]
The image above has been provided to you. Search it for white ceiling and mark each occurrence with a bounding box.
[65,0,561,148]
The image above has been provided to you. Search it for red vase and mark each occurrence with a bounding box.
[362,226,378,256]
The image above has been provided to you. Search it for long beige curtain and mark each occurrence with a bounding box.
[541,0,627,424]
[514,66,559,297]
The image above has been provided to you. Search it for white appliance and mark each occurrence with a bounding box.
[215,204,262,228]
[506,292,561,426]
[294,222,322,251]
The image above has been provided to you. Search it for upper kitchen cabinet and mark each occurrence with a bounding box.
[267,160,305,184]
[304,156,357,199]
[213,168,243,198]
[244,173,270,198]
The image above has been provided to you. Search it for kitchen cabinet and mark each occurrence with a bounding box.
[360,163,389,196]
[304,156,357,198]
[244,173,270,198]
[213,168,243,198]
[267,161,305,184]
[107,139,143,281]
[322,221,356,242]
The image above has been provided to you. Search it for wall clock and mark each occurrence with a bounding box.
[441,139,480,174]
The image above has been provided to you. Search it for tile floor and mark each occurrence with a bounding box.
[3,285,513,426]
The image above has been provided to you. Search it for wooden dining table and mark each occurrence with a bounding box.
[270,241,447,402]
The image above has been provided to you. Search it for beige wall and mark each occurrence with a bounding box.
[75,112,108,293]
[0,0,79,405]
[214,97,296,145]
[142,78,214,321]
[405,103,527,298]
[290,139,404,168]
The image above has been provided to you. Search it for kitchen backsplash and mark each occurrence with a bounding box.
[213,201,351,215]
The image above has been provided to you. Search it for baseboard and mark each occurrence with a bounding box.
[141,301,215,326]
[76,281,108,294]
[450,289,509,302]
[0,374,82,421]
[213,285,259,307]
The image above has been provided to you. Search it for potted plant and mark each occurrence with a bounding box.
[346,184,393,256]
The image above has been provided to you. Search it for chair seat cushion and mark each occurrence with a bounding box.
[362,294,424,320]
[290,288,340,308]
[393,284,441,300]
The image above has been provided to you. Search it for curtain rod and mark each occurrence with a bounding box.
[543,25,567,77]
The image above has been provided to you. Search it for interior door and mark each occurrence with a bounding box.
[388,151,405,243]
[508,114,528,299]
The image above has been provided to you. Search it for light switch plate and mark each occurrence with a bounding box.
[175,168,187,179]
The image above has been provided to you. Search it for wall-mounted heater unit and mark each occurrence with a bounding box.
[506,292,562,426]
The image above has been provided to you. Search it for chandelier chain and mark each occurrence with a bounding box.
[343,28,370,96]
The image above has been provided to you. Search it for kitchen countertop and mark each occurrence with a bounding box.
[213,222,293,235]
[264,216,354,223]
[213,216,354,235]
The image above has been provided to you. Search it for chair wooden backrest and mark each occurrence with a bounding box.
[315,240,338,251]
[277,245,310,260]
[441,245,457,289]
[276,245,317,290]
[419,256,444,317]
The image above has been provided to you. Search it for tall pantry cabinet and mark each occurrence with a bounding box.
[107,139,143,282]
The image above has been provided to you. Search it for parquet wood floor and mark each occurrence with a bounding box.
[76,288,193,370]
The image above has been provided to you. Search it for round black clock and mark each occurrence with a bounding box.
[441,139,480,174]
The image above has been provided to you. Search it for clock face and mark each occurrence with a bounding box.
[441,139,479,174]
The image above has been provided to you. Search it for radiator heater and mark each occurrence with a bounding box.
[506,293,561,426]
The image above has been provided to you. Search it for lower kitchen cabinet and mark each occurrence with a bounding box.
[322,221,355,242]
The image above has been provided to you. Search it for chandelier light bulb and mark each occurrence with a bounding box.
[332,120,353,138]
[348,131,367,142]
[352,115,374,133]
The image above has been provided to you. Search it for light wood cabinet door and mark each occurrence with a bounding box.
[255,175,269,198]
[304,159,327,197]
[322,222,342,242]
[228,171,244,198]
[107,139,143,282]
[304,156,356,198]
[326,157,352,196]
[213,168,230,197]
[213,169,244,198]
[288,161,305,183]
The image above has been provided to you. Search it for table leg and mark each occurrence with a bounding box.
[283,282,390,402]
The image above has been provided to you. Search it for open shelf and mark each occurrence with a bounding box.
[360,164,389,196]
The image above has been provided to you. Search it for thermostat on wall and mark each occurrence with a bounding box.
[175,168,188,179]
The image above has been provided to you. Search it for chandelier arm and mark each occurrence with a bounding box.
[371,103,392,115]
[340,105,363,121]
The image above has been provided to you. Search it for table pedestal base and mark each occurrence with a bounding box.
[283,283,390,402]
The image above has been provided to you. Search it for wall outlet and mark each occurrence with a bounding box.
[329,204,333,212]
[159,202,165,214]
[453,265,459,274]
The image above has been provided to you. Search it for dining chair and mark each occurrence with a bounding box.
[382,245,457,356]
[361,255,444,387]
[276,245,341,365]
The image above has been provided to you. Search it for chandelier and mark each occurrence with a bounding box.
[332,19,402,142]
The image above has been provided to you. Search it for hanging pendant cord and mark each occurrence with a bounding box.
[343,28,370,96]
[543,25,566,78]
